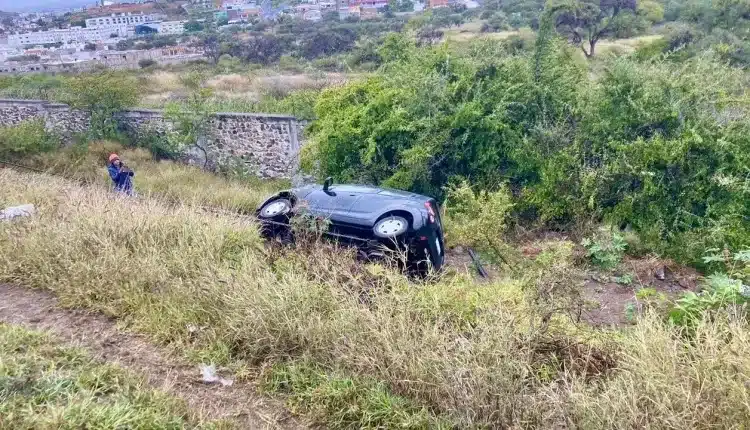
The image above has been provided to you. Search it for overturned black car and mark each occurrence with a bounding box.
[255,178,445,274]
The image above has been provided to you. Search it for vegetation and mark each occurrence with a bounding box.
[304,25,750,266]
[15,141,284,214]
[0,323,219,428]
[61,71,139,140]
[0,119,59,160]
[1,167,749,428]
[443,181,515,264]
[6,54,41,63]
[1,1,750,426]
[550,0,641,57]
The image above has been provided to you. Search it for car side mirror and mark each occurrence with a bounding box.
[323,177,333,192]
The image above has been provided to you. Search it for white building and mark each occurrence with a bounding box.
[8,27,120,47]
[85,13,161,30]
[158,21,188,35]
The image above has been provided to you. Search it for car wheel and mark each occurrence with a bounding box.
[373,215,409,239]
[259,198,292,220]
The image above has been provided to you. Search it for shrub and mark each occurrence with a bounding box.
[669,248,750,327]
[443,181,514,263]
[0,119,59,160]
[138,58,157,69]
[581,226,627,270]
[62,71,139,140]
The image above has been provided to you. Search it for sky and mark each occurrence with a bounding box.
[0,0,93,13]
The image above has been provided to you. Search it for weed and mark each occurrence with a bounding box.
[262,360,453,429]
[0,119,60,160]
[443,181,516,266]
[624,303,638,323]
[0,323,222,429]
[581,226,628,270]
[612,273,633,285]
[669,274,749,327]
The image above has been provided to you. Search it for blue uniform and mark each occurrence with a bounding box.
[108,163,134,195]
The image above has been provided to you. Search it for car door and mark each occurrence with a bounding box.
[304,186,364,223]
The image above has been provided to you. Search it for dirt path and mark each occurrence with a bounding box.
[0,283,305,430]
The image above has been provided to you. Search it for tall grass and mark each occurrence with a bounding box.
[19,142,286,214]
[1,169,749,428]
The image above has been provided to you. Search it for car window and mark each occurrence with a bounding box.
[332,185,380,194]
[378,190,416,198]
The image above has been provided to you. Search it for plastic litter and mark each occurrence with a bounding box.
[200,364,234,387]
[0,204,35,221]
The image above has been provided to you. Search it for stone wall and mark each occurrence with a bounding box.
[0,99,91,141]
[0,99,306,179]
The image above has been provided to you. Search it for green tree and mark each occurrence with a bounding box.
[638,0,664,23]
[163,71,216,161]
[389,0,415,12]
[184,20,204,32]
[62,72,139,140]
[549,0,639,57]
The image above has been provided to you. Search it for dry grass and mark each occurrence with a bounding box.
[139,70,353,110]
[1,169,749,428]
[594,34,664,56]
[22,141,285,214]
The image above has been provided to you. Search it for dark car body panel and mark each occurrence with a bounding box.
[256,184,445,272]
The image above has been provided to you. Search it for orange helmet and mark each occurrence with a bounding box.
[108,153,120,163]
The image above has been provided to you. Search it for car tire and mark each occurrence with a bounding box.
[373,215,409,239]
[259,198,292,220]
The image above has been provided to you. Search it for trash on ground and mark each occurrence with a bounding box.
[200,364,234,387]
[0,204,35,221]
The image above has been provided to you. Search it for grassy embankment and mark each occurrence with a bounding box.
[1,159,749,428]
[0,323,224,429]
[17,142,285,214]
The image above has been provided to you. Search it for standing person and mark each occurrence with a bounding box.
[107,153,134,195]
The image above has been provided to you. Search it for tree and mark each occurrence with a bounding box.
[62,72,139,139]
[163,71,216,162]
[299,28,357,59]
[389,0,414,12]
[138,58,157,68]
[226,35,291,65]
[184,20,204,32]
[84,42,97,51]
[116,39,132,51]
[549,0,638,57]
[202,33,222,64]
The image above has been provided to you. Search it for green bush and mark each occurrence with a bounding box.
[443,181,514,264]
[581,226,627,270]
[0,119,60,160]
[669,273,750,327]
[61,71,139,140]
